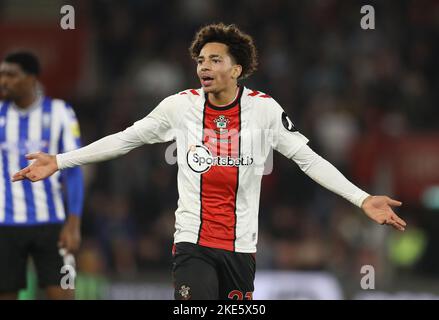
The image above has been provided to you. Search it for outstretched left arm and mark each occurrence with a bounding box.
[292,144,406,231]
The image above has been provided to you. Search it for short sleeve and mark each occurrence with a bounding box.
[270,100,309,159]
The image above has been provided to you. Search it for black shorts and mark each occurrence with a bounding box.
[0,224,64,293]
[172,242,256,300]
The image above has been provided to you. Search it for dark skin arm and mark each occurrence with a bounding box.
[59,214,81,253]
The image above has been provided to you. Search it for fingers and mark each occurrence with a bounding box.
[384,214,406,231]
[68,242,79,253]
[12,167,43,182]
[388,198,405,230]
[387,197,402,207]
[12,174,26,182]
[59,239,78,253]
[393,222,405,231]
[25,152,41,161]
[58,233,71,253]
[389,220,405,231]
[11,167,31,182]
[58,239,66,250]
[12,173,38,182]
[391,214,407,227]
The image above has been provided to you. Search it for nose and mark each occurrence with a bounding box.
[199,60,211,71]
[200,65,212,75]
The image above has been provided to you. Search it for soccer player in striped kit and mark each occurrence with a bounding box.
[0,52,84,299]
[13,24,406,300]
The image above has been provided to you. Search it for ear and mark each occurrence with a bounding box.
[232,65,242,79]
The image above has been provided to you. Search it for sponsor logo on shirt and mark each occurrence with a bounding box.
[186,145,253,173]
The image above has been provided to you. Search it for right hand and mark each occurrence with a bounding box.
[12,152,58,182]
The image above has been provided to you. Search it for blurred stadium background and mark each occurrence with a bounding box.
[1,0,439,299]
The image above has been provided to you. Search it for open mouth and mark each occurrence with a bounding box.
[200,76,214,87]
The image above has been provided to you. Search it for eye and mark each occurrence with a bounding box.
[213,59,220,63]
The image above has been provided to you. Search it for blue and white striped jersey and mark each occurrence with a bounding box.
[0,96,84,225]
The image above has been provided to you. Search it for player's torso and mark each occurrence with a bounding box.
[171,87,272,252]
[0,97,66,225]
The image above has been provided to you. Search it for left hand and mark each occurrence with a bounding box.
[58,215,81,253]
[361,195,407,231]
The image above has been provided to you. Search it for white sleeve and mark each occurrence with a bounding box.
[132,95,177,144]
[270,100,309,158]
[292,144,370,208]
[56,125,144,169]
[57,94,179,169]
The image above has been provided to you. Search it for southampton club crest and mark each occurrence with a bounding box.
[214,115,230,134]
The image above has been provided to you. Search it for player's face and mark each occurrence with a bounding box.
[0,62,34,100]
[196,42,242,94]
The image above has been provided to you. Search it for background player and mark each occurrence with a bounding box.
[0,52,84,299]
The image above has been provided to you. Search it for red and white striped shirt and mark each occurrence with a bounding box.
[132,86,308,253]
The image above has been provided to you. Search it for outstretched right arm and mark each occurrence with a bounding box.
[13,94,178,182]
[12,126,145,182]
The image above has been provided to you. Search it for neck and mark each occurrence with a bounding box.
[208,85,239,106]
[14,90,37,110]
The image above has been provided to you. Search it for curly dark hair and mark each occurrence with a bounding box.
[189,23,258,80]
